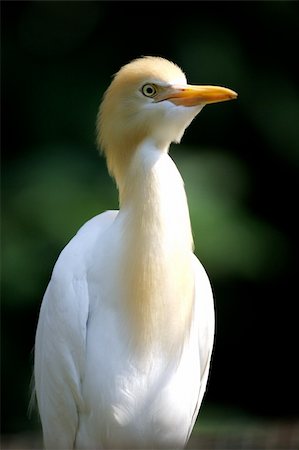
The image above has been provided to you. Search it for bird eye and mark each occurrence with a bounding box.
[142,84,157,97]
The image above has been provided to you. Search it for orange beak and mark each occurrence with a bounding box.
[156,84,238,106]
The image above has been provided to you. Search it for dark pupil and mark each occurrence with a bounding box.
[146,86,153,95]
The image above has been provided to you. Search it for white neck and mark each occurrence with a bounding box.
[117,139,195,354]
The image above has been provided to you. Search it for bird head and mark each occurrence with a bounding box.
[97,56,237,183]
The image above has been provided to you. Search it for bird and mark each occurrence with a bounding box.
[34,56,237,449]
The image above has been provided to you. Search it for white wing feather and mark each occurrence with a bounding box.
[187,255,215,441]
[34,211,118,448]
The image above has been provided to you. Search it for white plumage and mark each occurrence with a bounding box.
[34,56,237,449]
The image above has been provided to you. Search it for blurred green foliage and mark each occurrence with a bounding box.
[2,0,299,435]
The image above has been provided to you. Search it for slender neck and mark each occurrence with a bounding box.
[117,140,195,354]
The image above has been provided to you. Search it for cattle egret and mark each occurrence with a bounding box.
[34,56,237,449]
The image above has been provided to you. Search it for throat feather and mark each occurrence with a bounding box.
[119,146,194,353]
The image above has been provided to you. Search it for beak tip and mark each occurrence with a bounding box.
[228,89,238,100]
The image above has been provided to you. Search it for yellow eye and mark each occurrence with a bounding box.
[142,84,157,97]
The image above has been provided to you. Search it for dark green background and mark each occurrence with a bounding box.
[2,0,299,435]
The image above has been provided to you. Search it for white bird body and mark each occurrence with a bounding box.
[34,56,236,449]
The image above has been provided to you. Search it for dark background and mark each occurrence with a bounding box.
[2,0,299,438]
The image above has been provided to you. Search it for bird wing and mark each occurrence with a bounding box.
[34,210,118,449]
[187,254,215,441]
